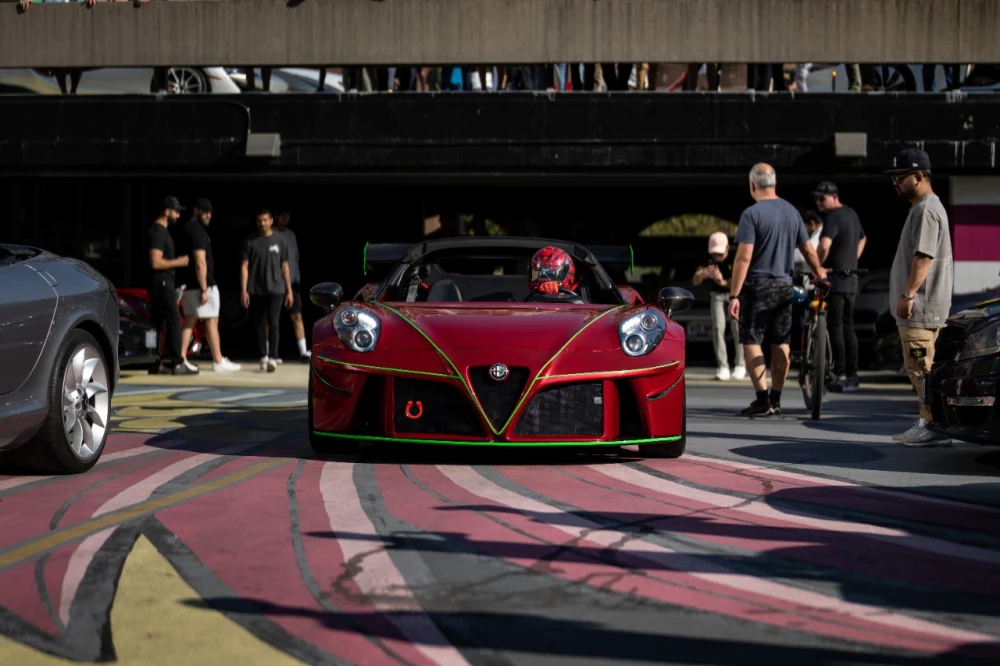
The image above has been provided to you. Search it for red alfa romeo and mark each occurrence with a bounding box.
[307,237,693,457]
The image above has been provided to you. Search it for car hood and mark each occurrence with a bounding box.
[380,303,623,351]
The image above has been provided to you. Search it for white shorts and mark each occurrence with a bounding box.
[181,285,220,319]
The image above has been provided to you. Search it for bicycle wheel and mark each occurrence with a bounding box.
[810,313,828,420]
[800,315,815,411]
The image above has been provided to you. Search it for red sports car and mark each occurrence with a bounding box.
[307,237,693,457]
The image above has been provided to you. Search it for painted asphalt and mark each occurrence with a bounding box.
[1,379,999,665]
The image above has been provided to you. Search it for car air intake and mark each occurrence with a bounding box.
[514,381,604,436]
[469,366,530,431]
[393,377,483,436]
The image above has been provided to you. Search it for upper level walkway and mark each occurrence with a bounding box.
[2,0,999,69]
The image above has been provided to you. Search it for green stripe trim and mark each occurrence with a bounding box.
[496,306,625,434]
[363,241,369,275]
[311,365,352,396]
[313,431,682,447]
[629,244,634,275]
[316,355,454,379]
[544,361,679,381]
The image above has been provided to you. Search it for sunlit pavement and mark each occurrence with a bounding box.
[2,371,999,665]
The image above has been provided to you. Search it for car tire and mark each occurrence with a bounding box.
[4,329,112,474]
[307,375,360,455]
[638,390,686,459]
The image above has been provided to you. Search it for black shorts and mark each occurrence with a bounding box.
[289,284,303,314]
[739,278,794,346]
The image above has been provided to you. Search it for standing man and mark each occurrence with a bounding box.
[885,148,954,446]
[178,198,241,373]
[728,164,827,416]
[692,232,746,381]
[268,208,311,363]
[240,210,294,373]
[147,196,197,375]
[814,181,867,393]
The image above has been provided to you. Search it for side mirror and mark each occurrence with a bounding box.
[310,282,344,313]
[658,287,694,318]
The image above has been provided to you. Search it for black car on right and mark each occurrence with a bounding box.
[924,288,1000,445]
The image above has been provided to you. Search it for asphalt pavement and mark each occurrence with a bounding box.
[1,368,998,665]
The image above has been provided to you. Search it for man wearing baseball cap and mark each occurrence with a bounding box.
[693,232,746,380]
[813,180,866,393]
[147,196,197,375]
[884,147,953,446]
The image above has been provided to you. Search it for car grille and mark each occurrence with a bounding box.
[469,366,530,431]
[392,377,483,436]
[350,375,385,435]
[614,379,646,440]
[514,381,604,436]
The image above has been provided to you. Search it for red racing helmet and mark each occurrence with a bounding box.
[529,246,578,293]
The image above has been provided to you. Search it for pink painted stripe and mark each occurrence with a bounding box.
[954,224,1000,261]
[471,465,997,652]
[536,463,1000,598]
[591,463,1000,567]
[644,456,1000,535]
[157,464,410,666]
[0,562,60,636]
[320,463,470,666]
[386,464,974,655]
[58,441,267,626]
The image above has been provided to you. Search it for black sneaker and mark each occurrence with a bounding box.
[741,400,773,417]
[829,375,848,393]
[770,400,782,416]
[843,375,860,393]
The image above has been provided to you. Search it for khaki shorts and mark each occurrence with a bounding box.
[898,325,940,421]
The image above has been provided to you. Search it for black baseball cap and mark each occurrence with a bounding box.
[194,198,213,212]
[884,147,932,175]
[161,196,184,212]
[812,181,839,197]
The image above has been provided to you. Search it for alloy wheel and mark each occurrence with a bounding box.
[61,343,110,460]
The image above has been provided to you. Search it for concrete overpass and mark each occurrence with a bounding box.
[2,0,999,69]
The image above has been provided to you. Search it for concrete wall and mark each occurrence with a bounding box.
[2,0,999,69]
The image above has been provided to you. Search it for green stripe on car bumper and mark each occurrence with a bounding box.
[312,431,681,447]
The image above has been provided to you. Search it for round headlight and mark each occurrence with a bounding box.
[640,313,659,331]
[354,330,373,348]
[625,334,645,353]
[340,310,358,326]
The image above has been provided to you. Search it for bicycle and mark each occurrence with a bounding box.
[793,269,866,419]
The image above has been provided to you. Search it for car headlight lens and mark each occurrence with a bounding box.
[333,306,380,353]
[618,309,666,357]
[956,320,1000,361]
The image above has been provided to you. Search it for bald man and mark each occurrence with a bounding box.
[728,163,827,417]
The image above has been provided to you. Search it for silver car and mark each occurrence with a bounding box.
[0,244,119,474]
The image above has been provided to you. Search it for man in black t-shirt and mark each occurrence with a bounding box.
[240,209,293,373]
[693,232,746,381]
[177,198,240,373]
[147,196,197,375]
[814,181,867,392]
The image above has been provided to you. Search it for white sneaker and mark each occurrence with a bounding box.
[273,357,283,365]
[731,365,747,380]
[259,356,269,372]
[266,357,277,373]
[892,418,952,447]
[213,357,242,372]
[715,367,731,381]
[181,358,199,372]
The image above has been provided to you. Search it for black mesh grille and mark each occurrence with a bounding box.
[514,382,604,436]
[614,379,645,440]
[393,377,483,436]
[350,376,384,435]
[469,366,530,430]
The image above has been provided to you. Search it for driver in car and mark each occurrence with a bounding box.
[527,246,580,300]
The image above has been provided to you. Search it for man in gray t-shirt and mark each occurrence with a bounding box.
[728,163,826,417]
[884,148,954,446]
[272,209,311,362]
[240,209,293,372]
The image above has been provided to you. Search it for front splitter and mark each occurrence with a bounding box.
[312,431,681,447]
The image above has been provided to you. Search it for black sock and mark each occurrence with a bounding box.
[756,390,769,404]
[770,389,782,403]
